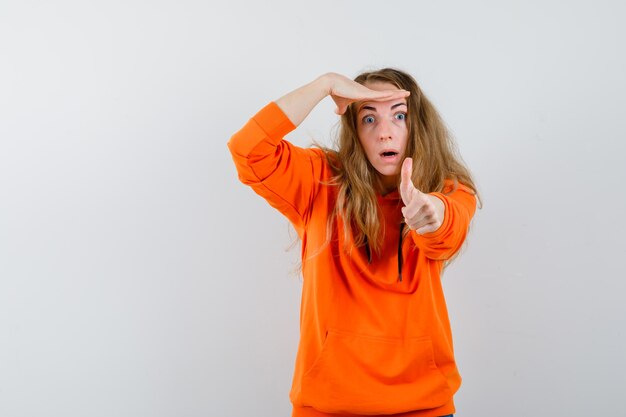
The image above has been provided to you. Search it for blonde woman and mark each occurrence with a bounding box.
[228,68,480,417]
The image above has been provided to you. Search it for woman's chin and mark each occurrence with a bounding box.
[374,167,400,179]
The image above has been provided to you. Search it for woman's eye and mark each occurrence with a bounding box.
[395,112,407,121]
[363,116,375,124]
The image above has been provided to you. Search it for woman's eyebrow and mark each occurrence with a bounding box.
[358,102,407,113]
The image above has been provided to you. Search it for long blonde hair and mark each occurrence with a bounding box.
[323,67,482,255]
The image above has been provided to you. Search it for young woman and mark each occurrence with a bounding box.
[228,68,480,417]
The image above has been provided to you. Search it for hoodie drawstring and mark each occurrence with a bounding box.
[364,235,372,264]
[364,223,405,282]
[397,223,405,282]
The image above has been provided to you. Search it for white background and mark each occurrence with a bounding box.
[1,1,625,416]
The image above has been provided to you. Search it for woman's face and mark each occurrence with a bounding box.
[355,81,409,192]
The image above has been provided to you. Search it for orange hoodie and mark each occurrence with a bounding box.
[228,102,477,417]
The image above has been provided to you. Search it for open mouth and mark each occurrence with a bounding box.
[381,151,398,158]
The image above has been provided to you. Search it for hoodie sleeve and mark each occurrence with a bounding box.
[410,179,477,260]
[227,101,326,232]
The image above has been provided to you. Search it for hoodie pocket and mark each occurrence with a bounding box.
[300,329,453,415]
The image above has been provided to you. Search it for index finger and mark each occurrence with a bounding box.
[363,88,410,101]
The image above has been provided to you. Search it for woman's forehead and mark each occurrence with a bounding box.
[357,99,407,114]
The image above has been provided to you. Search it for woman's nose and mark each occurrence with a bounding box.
[377,117,393,140]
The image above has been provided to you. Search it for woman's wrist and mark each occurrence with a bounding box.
[275,73,334,127]
[316,72,335,96]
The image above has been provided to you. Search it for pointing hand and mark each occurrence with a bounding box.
[399,158,445,235]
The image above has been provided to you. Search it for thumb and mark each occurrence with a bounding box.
[331,96,350,115]
[400,157,413,205]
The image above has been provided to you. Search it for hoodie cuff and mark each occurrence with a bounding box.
[254,101,297,139]
[229,101,297,157]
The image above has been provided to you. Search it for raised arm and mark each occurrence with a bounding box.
[227,73,409,231]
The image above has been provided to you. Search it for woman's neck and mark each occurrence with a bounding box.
[376,174,399,196]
